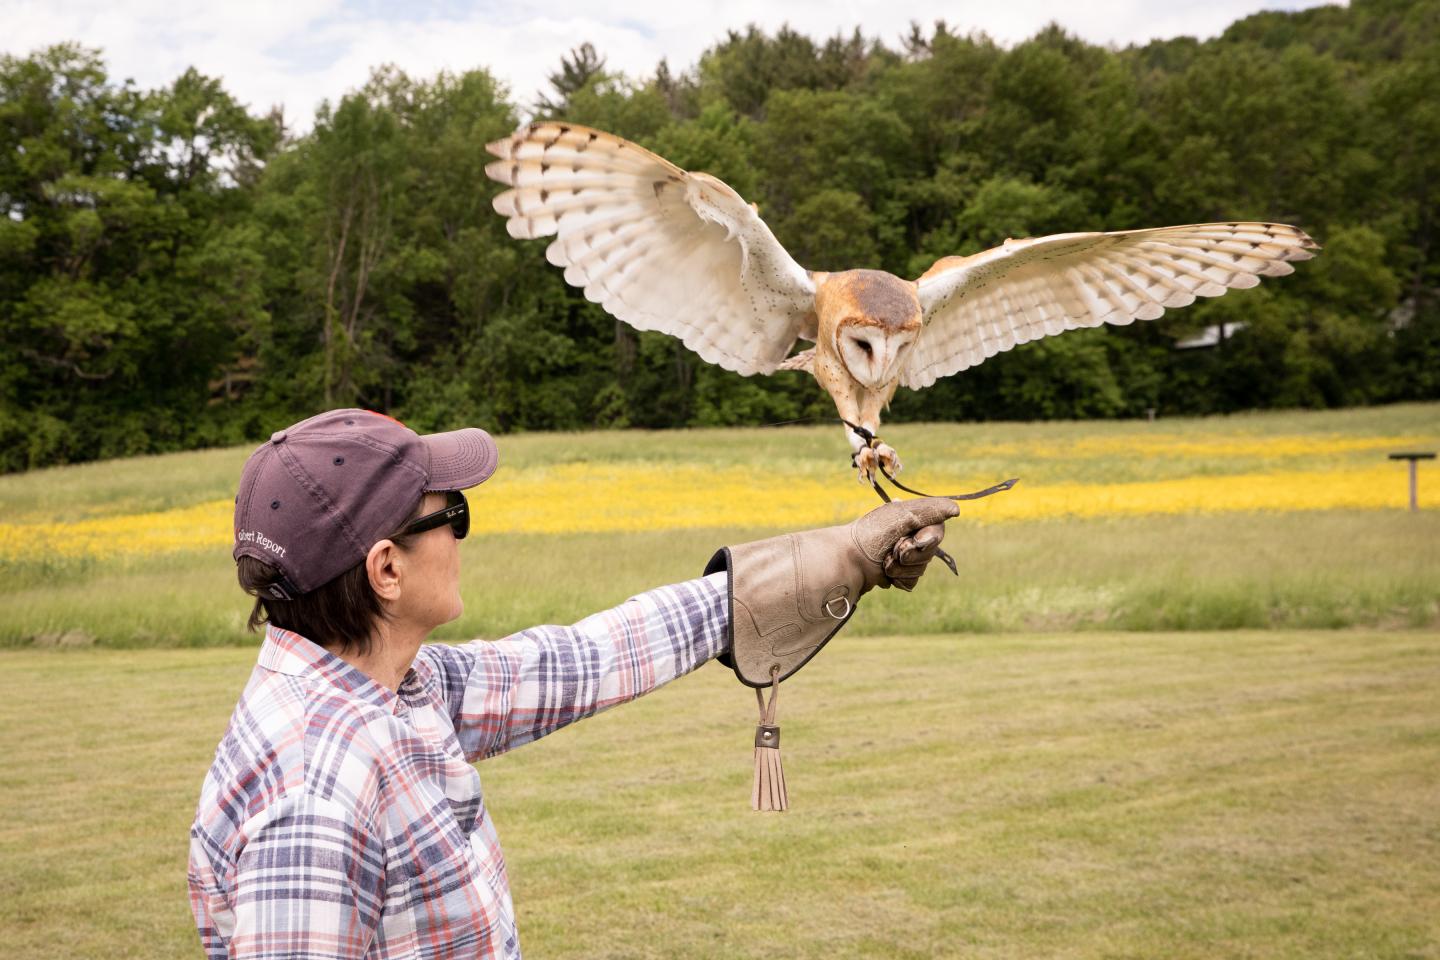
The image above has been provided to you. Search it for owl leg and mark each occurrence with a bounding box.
[838,389,902,483]
[857,393,902,478]
[846,424,901,484]
[836,396,880,484]
[847,426,878,485]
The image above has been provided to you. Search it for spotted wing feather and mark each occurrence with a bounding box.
[904,222,1319,389]
[486,122,816,376]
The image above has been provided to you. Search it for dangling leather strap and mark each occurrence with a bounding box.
[881,469,1019,502]
[752,666,787,812]
[840,417,1018,576]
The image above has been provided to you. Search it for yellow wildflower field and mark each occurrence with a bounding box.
[964,433,1421,462]
[0,450,1421,562]
[2,407,1435,645]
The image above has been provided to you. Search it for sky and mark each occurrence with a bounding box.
[2,0,1337,127]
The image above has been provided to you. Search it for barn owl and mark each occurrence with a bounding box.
[485,122,1318,483]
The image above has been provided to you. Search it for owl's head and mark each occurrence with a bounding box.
[819,270,923,390]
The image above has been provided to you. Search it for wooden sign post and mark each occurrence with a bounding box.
[1388,452,1436,511]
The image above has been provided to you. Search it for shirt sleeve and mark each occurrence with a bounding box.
[416,571,730,762]
[226,793,387,960]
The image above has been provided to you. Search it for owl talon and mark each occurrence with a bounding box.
[876,443,901,476]
[854,447,880,485]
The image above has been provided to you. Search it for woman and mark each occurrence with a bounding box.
[189,407,954,959]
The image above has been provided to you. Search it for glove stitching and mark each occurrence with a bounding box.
[789,535,823,626]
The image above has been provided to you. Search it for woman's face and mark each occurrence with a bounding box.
[398,491,464,631]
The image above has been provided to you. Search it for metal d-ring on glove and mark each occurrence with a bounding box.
[704,497,961,811]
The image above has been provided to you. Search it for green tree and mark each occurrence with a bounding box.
[0,45,275,469]
[5,4,1440,472]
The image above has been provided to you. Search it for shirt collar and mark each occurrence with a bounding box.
[258,624,407,710]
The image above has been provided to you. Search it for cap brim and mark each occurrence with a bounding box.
[422,427,499,490]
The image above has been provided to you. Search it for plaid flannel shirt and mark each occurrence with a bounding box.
[189,573,729,960]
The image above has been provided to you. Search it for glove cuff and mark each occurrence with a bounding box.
[705,536,859,688]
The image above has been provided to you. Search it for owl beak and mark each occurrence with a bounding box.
[846,333,910,390]
[875,341,907,386]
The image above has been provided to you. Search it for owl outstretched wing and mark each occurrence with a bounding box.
[486,123,817,376]
[903,222,1319,389]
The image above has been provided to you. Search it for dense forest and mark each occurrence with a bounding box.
[1,0,1437,471]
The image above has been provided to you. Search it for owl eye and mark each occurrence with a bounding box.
[852,338,873,357]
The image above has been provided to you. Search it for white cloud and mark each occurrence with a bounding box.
[2,0,1337,127]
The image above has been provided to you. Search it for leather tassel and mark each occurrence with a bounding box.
[752,676,788,812]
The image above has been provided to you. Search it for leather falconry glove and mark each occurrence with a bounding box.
[705,496,959,687]
[702,497,960,811]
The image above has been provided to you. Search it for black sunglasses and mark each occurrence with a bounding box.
[398,490,469,541]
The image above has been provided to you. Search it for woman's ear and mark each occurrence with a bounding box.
[366,539,403,602]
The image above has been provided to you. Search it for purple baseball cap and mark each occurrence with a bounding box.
[233,409,498,598]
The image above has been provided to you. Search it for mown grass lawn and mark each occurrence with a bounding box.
[1,629,1437,959]
[1,404,1437,955]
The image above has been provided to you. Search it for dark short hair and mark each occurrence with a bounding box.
[237,499,423,656]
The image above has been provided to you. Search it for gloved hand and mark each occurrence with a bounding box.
[882,521,949,592]
[705,497,959,687]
